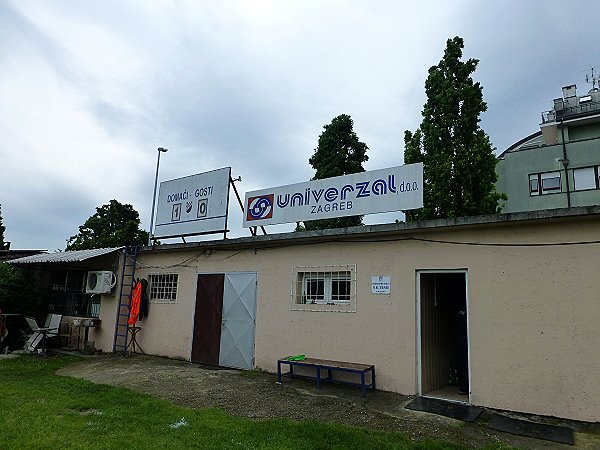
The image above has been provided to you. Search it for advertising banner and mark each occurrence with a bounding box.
[154,167,231,238]
[243,163,423,227]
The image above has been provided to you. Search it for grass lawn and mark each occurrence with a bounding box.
[0,355,506,449]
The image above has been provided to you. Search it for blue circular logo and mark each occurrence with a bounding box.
[248,196,273,220]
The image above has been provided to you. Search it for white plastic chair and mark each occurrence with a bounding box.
[24,314,62,352]
[24,316,43,351]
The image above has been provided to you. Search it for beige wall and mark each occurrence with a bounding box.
[96,216,600,422]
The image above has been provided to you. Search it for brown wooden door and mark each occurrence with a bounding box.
[191,274,224,365]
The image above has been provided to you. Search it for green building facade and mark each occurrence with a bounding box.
[497,84,600,213]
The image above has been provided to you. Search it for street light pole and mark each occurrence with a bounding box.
[148,147,168,246]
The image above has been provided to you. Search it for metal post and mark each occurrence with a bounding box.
[559,120,571,208]
[148,147,168,246]
[230,176,267,236]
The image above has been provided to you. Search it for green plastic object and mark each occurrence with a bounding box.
[286,354,306,361]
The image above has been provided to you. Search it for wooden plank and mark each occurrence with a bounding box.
[280,357,373,372]
[278,356,376,397]
[304,358,373,371]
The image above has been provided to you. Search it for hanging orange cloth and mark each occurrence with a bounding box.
[128,280,143,325]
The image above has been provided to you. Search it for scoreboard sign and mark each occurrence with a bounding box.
[154,167,231,239]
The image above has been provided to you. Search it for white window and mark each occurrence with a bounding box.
[148,273,179,303]
[291,265,356,312]
[529,171,561,196]
[529,174,540,196]
[573,166,599,191]
[541,171,561,193]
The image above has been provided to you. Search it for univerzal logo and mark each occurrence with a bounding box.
[246,194,274,221]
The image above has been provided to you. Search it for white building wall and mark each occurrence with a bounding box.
[93,215,600,422]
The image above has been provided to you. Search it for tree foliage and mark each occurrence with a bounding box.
[0,204,6,247]
[303,114,369,230]
[0,263,48,317]
[404,36,505,221]
[66,199,149,250]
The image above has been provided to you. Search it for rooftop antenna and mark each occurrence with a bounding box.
[584,66,599,90]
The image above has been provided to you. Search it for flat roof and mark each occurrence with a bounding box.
[143,205,600,254]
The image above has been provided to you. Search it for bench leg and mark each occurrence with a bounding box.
[316,367,321,390]
[372,367,376,391]
[277,361,282,383]
[360,372,366,397]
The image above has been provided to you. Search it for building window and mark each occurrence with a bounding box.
[291,265,356,312]
[148,273,179,303]
[529,174,540,196]
[529,171,561,196]
[48,270,97,317]
[573,166,600,191]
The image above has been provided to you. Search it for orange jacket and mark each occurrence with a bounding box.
[128,280,142,325]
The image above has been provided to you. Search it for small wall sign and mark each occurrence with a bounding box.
[371,276,391,295]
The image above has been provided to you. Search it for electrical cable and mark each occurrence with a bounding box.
[338,236,600,247]
[121,232,600,271]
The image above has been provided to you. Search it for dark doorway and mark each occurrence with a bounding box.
[191,274,224,365]
[419,272,469,402]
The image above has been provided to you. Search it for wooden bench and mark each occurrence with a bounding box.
[277,357,376,397]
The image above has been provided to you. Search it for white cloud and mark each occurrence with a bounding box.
[1,0,598,249]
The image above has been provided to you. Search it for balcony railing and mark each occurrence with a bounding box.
[542,100,600,123]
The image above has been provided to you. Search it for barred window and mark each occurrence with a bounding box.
[148,273,179,303]
[291,265,356,312]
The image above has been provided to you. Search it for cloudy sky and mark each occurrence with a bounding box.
[1,1,598,251]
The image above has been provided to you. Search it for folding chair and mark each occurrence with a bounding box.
[24,315,61,353]
[24,317,43,352]
[45,314,62,338]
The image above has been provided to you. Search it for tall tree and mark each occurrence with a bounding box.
[66,199,149,250]
[404,36,505,220]
[304,114,369,230]
[0,204,6,248]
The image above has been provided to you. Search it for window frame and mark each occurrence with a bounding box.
[528,171,562,196]
[47,269,97,317]
[529,174,540,196]
[148,273,179,303]
[291,265,356,313]
[572,165,600,191]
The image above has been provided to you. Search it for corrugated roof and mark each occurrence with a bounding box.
[7,247,122,264]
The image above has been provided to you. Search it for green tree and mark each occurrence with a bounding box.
[404,36,505,221]
[0,263,48,317]
[66,199,149,250]
[303,114,369,230]
[0,204,6,248]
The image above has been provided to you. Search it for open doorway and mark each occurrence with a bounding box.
[417,271,469,403]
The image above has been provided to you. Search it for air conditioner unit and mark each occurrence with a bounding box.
[86,270,116,294]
